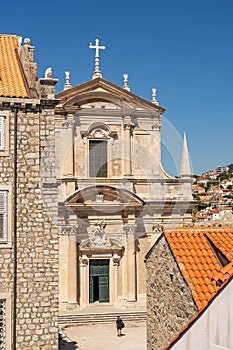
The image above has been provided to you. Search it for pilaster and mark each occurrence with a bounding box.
[124,224,137,305]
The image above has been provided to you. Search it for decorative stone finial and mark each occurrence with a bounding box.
[24,38,31,46]
[89,38,106,79]
[151,88,159,105]
[39,68,58,99]
[44,67,52,79]
[18,36,22,48]
[123,74,130,92]
[63,71,72,91]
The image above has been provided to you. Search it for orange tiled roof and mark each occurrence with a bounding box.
[165,226,233,311]
[0,34,29,98]
[192,184,205,191]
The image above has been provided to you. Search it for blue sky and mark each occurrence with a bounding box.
[1,0,233,175]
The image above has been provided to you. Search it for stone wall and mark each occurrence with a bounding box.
[0,102,59,349]
[15,106,59,350]
[0,108,14,349]
[0,109,14,287]
[146,234,197,350]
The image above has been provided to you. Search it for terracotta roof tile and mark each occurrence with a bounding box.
[165,226,233,311]
[0,34,29,98]
[212,261,233,284]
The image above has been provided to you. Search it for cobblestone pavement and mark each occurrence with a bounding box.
[62,321,146,350]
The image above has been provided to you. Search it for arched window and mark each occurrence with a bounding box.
[81,123,117,178]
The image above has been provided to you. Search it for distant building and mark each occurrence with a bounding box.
[192,184,206,195]
[196,176,209,187]
[216,165,229,173]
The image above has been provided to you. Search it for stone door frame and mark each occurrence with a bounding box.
[78,250,121,307]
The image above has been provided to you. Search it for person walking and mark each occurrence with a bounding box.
[116,316,125,337]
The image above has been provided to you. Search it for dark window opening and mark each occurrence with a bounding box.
[93,276,99,302]
[89,140,107,177]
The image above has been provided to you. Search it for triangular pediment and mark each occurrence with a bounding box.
[55,77,165,113]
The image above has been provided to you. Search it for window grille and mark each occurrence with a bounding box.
[89,140,107,177]
[0,191,7,243]
[0,117,5,151]
[0,299,6,350]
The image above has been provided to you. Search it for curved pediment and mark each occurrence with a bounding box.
[65,185,145,206]
[63,91,132,110]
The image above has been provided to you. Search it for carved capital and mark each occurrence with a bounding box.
[123,117,134,135]
[152,224,164,233]
[123,224,136,235]
[62,115,74,128]
[79,256,88,267]
[62,225,79,237]
[113,254,121,267]
[151,122,162,131]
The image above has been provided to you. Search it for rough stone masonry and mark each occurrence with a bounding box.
[0,37,60,349]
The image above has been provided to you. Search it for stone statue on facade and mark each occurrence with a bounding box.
[90,220,110,247]
[45,67,52,79]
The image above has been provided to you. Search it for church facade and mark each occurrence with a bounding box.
[55,39,194,309]
[0,34,193,348]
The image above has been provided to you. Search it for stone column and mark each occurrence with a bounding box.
[111,254,120,305]
[59,235,69,306]
[151,120,162,176]
[68,234,78,308]
[124,117,134,177]
[62,226,78,308]
[124,225,137,304]
[79,255,88,306]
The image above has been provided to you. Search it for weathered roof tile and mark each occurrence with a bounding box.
[0,34,29,98]
[165,226,233,311]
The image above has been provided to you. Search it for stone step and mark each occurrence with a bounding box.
[59,311,147,325]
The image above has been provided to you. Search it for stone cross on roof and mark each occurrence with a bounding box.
[89,38,106,79]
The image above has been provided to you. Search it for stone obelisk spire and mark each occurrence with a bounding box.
[180,132,191,177]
